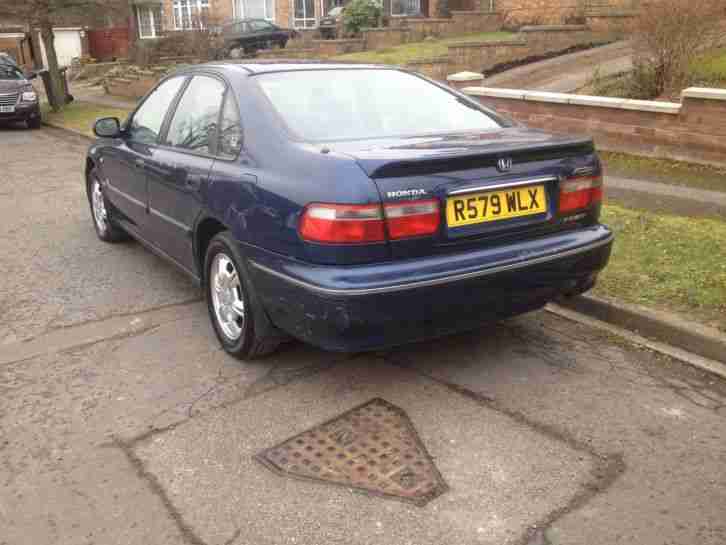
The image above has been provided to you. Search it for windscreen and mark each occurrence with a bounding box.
[0,64,24,80]
[256,69,503,141]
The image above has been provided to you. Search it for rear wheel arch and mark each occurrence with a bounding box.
[195,216,228,283]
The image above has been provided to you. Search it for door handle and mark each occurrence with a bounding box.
[134,158,146,169]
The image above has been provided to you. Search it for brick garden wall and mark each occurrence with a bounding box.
[461,86,726,167]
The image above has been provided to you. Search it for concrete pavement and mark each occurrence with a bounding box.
[1,127,725,545]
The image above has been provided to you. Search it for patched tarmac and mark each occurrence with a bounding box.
[2,128,726,545]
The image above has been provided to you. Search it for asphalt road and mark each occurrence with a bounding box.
[1,127,725,545]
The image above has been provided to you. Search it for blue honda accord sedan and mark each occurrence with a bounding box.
[86,62,613,358]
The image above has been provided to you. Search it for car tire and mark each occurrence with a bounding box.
[204,231,281,360]
[27,117,41,129]
[86,168,130,243]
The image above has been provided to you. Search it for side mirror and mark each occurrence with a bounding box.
[93,117,121,138]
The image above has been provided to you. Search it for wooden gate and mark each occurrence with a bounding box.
[87,27,130,61]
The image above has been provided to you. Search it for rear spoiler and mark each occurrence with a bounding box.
[363,139,595,179]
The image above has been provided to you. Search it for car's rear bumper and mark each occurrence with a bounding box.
[246,225,613,352]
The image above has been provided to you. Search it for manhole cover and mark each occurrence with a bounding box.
[256,398,448,506]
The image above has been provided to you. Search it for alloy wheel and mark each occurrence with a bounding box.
[210,253,246,342]
[91,178,108,235]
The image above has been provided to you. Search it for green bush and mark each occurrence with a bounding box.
[342,0,381,36]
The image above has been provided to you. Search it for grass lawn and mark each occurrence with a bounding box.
[595,204,726,331]
[42,101,131,138]
[690,47,726,87]
[332,31,516,65]
[600,151,726,194]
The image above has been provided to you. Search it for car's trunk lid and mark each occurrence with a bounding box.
[327,128,599,259]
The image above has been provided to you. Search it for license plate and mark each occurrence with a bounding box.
[0,105,15,113]
[446,184,547,228]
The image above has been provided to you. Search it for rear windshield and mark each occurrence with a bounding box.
[256,69,503,142]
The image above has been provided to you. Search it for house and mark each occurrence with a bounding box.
[130,0,463,39]
[0,26,34,69]
[0,24,89,70]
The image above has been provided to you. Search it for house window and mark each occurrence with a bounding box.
[137,5,163,39]
[294,0,316,28]
[173,0,210,30]
[235,0,275,21]
[391,0,421,16]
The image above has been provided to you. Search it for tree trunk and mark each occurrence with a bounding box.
[39,21,65,111]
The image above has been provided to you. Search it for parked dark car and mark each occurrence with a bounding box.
[85,62,613,359]
[221,19,297,54]
[0,61,41,130]
[319,6,345,39]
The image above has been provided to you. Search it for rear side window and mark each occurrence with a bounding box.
[165,75,225,155]
[217,94,243,159]
[128,76,185,144]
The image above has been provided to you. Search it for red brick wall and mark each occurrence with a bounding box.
[463,87,726,167]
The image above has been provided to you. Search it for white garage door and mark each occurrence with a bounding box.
[38,28,83,68]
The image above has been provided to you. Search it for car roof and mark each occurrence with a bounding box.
[201,60,399,75]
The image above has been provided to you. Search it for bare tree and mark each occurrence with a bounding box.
[0,0,123,110]
[631,0,724,96]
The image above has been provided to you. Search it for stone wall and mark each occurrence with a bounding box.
[494,0,583,25]
[461,86,726,167]
[385,12,502,41]
[446,39,528,74]
[450,10,504,34]
[584,12,636,33]
[361,28,412,50]
[495,0,640,25]
[388,17,456,41]
[311,39,365,56]
[105,76,158,100]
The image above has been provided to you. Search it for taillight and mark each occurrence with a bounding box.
[299,199,441,244]
[559,175,603,214]
[299,203,385,243]
[384,199,440,239]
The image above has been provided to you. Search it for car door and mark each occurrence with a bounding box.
[249,20,269,48]
[102,76,186,231]
[145,74,227,273]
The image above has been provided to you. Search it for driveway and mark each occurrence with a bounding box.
[1,127,725,545]
[484,41,633,92]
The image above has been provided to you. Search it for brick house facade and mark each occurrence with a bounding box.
[131,0,455,37]
[132,0,321,36]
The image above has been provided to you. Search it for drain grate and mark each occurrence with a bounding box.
[256,398,448,506]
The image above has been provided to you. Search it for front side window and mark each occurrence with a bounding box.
[165,75,225,154]
[174,0,210,30]
[256,69,503,142]
[128,76,186,144]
